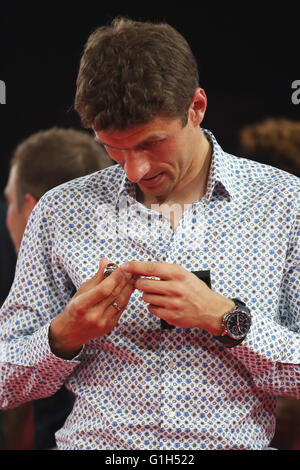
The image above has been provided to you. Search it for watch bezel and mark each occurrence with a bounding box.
[222,308,251,340]
[214,299,251,348]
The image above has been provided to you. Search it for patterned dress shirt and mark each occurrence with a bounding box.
[0,130,299,450]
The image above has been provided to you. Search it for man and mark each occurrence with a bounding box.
[0,18,299,450]
[1,127,112,449]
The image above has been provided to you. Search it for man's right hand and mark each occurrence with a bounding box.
[49,258,135,359]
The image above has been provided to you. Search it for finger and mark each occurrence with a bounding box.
[142,292,181,310]
[91,257,109,282]
[135,278,183,297]
[73,267,127,313]
[147,304,176,325]
[102,298,127,324]
[84,278,135,333]
[105,303,125,320]
[76,258,109,294]
[143,294,182,315]
[99,257,109,281]
[121,261,185,281]
[102,275,135,313]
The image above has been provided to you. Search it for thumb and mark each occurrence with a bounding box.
[98,257,109,282]
[74,257,109,296]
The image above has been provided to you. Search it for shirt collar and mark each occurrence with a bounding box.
[203,129,238,201]
[115,128,238,205]
[116,168,136,205]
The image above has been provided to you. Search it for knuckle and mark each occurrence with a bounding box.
[174,272,186,282]
[85,315,98,328]
[142,292,150,302]
[111,286,122,298]
[96,319,106,330]
[147,304,156,314]
[168,288,183,298]
[169,301,180,311]
[71,299,85,316]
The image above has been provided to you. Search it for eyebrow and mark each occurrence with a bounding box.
[94,136,124,151]
[94,134,165,151]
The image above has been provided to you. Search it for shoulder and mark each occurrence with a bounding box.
[227,153,300,206]
[38,164,124,207]
[25,165,124,233]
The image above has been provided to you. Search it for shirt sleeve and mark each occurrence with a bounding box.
[0,194,81,409]
[229,195,300,398]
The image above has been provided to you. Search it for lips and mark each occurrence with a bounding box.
[139,173,163,187]
[143,174,159,180]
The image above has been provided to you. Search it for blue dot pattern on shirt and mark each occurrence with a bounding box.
[0,129,299,450]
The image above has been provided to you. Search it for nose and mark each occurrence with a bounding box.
[123,150,151,183]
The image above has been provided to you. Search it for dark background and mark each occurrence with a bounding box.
[0,3,299,450]
[0,2,299,193]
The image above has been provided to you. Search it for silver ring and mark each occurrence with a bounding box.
[103,263,118,278]
[112,301,122,311]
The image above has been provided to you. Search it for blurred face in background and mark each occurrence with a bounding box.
[4,164,35,252]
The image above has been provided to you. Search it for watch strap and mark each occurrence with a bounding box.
[214,333,244,348]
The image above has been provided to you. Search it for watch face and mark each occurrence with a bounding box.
[226,311,250,340]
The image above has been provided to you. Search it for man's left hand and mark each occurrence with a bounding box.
[121,261,235,335]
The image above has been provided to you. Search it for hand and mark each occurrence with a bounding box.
[121,261,235,335]
[49,258,135,359]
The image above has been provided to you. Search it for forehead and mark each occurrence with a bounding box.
[94,117,180,149]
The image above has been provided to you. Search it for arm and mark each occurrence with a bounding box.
[0,196,77,408]
[229,208,300,397]
[0,195,134,409]
[122,247,300,398]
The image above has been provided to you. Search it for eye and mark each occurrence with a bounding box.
[104,146,124,160]
[140,139,164,150]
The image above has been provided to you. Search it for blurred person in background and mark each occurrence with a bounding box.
[1,127,112,449]
[240,117,300,450]
[239,118,300,177]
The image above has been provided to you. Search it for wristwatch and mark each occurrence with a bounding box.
[214,298,251,348]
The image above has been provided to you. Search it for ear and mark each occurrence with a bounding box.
[22,193,38,221]
[189,88,207,127]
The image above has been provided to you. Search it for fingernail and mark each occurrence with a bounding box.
[121,262,130,271]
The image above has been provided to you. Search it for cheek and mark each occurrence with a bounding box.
[6,204,25,250]
[150,146,176,170]
[6,204,15,233]
[105,149,124,165]
[159,139,186,165]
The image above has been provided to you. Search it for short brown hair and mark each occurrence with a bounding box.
[75,17,199,131]
[11,127,112,208]
[239,118,300,177]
